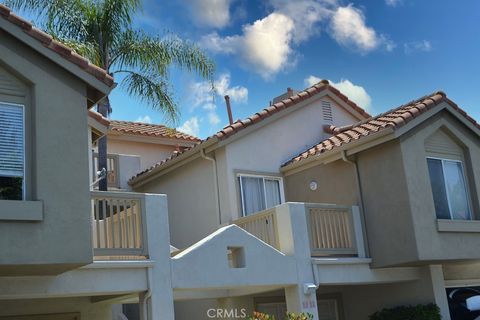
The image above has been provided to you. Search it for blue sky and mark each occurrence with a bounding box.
[108,0,480,138]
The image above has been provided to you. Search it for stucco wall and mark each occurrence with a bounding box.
[357,140,418,268]
[284,160,358,206]
[220,95,361,222]
[135,92,363,247]
[0,297,111,320]
[0,29,92,274]
[106,137,177,171]
[136,156,218,248]
[401,110,480,262]
[320,268,441,320]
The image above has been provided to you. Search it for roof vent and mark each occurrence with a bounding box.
[322,100,333,123]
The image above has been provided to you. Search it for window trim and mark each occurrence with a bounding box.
[0,101,26,200]
[237,172,285,217]
[427,156,472,220]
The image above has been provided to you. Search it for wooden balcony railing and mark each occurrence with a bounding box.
[233,208,280,250]
[91,191,147,257]
[306,205,357,256]
[92,153,119,188]
[232,203,364,257]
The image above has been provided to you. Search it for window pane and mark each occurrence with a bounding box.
[444,160,471,220]
[265,179,281,208]
[0,103,24,177]
[0,176,23,200]
[240,176,265,216]
[427,158,450,219]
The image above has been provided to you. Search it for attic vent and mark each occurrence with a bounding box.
[322,100,333,123]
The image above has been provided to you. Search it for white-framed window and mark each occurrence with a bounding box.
[426,157,471,220]
[238,173,284,216]
[0,102,25,200]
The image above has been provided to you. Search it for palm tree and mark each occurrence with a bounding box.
[5,0,215,190]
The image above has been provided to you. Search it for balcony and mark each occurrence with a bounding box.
[91,190,164,259]
[92,153,140,190]
[233,203,366,258]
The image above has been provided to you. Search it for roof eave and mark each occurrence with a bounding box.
[0,10,114,102]
[281,127,396,174]
[129,137,219,187]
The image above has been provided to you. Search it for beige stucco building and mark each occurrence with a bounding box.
[4,3,480,320]
[129,85,480,319]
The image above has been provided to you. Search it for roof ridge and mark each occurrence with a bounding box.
[109,119,201,142]
[282,91,455,167]
[0,4,114,87]
[110,119,168,128]
[129,80,373,184]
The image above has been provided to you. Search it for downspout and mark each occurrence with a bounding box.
[200,147,222,225]
[341,150,370,257]
[141,267,153,320]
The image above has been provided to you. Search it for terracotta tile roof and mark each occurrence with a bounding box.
[282,91,479,167]
[129,80,371,184]
[0,4,114,87]
[215,80,371,141]
[88,109,110,126]
[109,120,201,142]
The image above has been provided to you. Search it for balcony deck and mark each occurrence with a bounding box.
[233,202,366,258]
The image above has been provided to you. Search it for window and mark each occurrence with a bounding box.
[0,102,24,200]
[427,157,471,220]
[238,174,283,216]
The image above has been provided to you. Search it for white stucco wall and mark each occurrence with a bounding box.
[106,138,179,171]
[137,156,218,248]
[219,94,362,222]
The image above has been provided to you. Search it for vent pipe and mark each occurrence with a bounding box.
[287,87,294,97]
[224,95,234,125]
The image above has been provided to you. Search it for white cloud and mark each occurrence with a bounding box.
[305,75,372,110]
[330,5,391,53]
[177,117,200,137]
[385,0,402,7]
[185,0,231,28]
[305,75,323,87]
[190,73,248,110]
[404,40,432,55]
[135,115,152,123]
[202,1,393,78]
[270,0,336,43]
[186,73,247,134]
[214,73,248,102]
[208,112,221,125]
[202,13,295,79]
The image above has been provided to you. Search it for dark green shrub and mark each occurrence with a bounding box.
[369,303,441,320]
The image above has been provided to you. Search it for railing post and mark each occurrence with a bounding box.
[277,203,320,320]
[143,194,175,320]
[351,205,366,258]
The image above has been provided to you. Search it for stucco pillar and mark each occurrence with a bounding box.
[285,285,319,319]
[143,194,175,320]
[429,265,451,320]
[277,203,319,320]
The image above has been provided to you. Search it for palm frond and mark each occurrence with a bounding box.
[111,31,215,82]
[120,70,179,124]
[58,39,101,65]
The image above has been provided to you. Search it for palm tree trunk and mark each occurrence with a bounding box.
[97,97,111,191]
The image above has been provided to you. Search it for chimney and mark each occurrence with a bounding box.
[224,95,234,125]
[287,87,294,98]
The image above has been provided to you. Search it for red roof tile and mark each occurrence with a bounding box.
[0,4,114,87]
[283,91,479,167]
[109,120,201,142]
[129,80,371,184]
